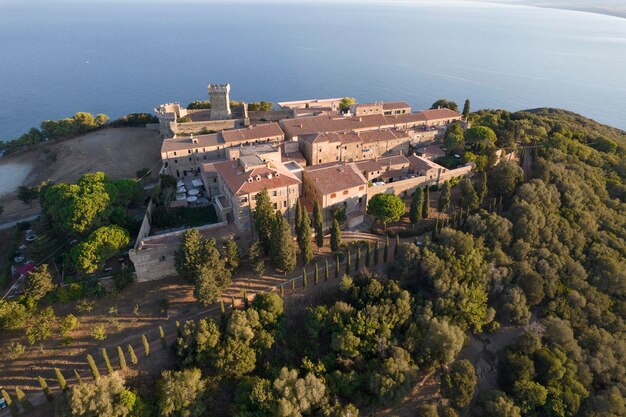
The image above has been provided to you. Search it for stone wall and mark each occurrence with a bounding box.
[366,164,473,199]
[248,109,295,122]
[129,221,229,282]
[171,119,245,135]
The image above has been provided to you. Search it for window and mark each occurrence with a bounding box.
[330,193,336,198]
[173,151,177,156]
[189,157,192,162]
[359,185,365,191]
[344,146,347,150]
[336,156,339,160]
[336,146,339,149]
[319,159,322,164]
[203,155,207,160]
[283,201,287,208]
[195,149,198,153]
[164,162,168,167]
[159,256,166,261]
[273,203,277,209]
[213,178,217,183]
[343,190,349,195]
[174,159,178,164]
[188,150,191,154]
[272,191,277,197]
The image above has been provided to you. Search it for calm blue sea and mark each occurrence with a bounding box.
[0,0,625,140]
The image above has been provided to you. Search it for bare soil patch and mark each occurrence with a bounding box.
[0,128,162,218]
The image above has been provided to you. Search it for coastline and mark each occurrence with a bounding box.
[475,0,626,19]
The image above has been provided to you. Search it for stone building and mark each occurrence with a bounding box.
[349,101,411,117]
[280,108,461,142]
[355,154,411,182]
[161,123,285,178]
[300,129,411,166]
[302,163,368,228]
[213,157,302,239]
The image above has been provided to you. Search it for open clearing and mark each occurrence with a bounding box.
[0,128,162,219]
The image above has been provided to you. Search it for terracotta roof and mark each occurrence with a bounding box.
[415,144,446,159]
[302,129,409,145]
[408,154,443,172]
[220,123,284,144]
[381,169,407,179]
[382,101,411,110]
[355,155,410,173]
[304,163,367,195]
[214,159,300,196]
[421,108,462,120]
[280,109,460,138]
[161,134,222,153]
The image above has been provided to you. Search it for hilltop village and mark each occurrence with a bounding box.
[130,84,473,281]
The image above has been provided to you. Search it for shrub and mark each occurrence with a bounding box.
[112,270,135,291]
[76,299,95,313]
[92,324,107,340]
[159,326,167,350]
[5,342,26,360]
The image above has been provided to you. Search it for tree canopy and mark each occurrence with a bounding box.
[367,193,404,228]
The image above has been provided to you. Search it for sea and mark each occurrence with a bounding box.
[0,0,625,141]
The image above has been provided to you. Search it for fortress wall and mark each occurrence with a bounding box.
[366,165,473,199]
[248,109,295,122]
[172,119,244,135]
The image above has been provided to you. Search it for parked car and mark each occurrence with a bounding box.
[18,244,27,250]
[14,254,24,263]
[25,229,35,236]
[103,267,113,273]
[0,396,7,409]
[26,235,38,242]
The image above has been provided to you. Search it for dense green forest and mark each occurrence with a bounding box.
[8,108,624,417]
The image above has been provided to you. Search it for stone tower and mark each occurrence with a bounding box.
[208,83,231,120]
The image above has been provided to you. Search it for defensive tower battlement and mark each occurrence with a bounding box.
[208,83,231,120]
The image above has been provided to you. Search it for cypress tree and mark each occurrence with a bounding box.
[231,296,236,310]
[280,284,285,297]
[313,200,324,249]
[298,210,313,265]
[383,236,389,263]
[55,367,68,391]
[101,348,114,375]
[365,241,371,267]
[141,335,150,357]
[355,245,361,272]
[117,346,127,370]
[253,188,274,254]
[433,218,439,239]
[87,354,100,380]
[324,259,329,282]
[38,376,53,402]
[295,198,303,239]
[220,300,225,316]
[330,219,341,252]
[314,263,319,285]
[271,212,297,272]
[438,182,450,213]
[409,187,423,228]
[462,98,471,119]
[176,320,182,337]
[1,390,17,417]
[302,266,307,290]
[394,235,400,256]
[159,326,167,350]
[243,291,249,309]
[128,343,137,365]
[73,369,83,384]
[422,187,430,219]
[16,387,33,412]
[345,251,351,275]
[374,241,380,265]
[476,170,487,206]
[335,254,340,279]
